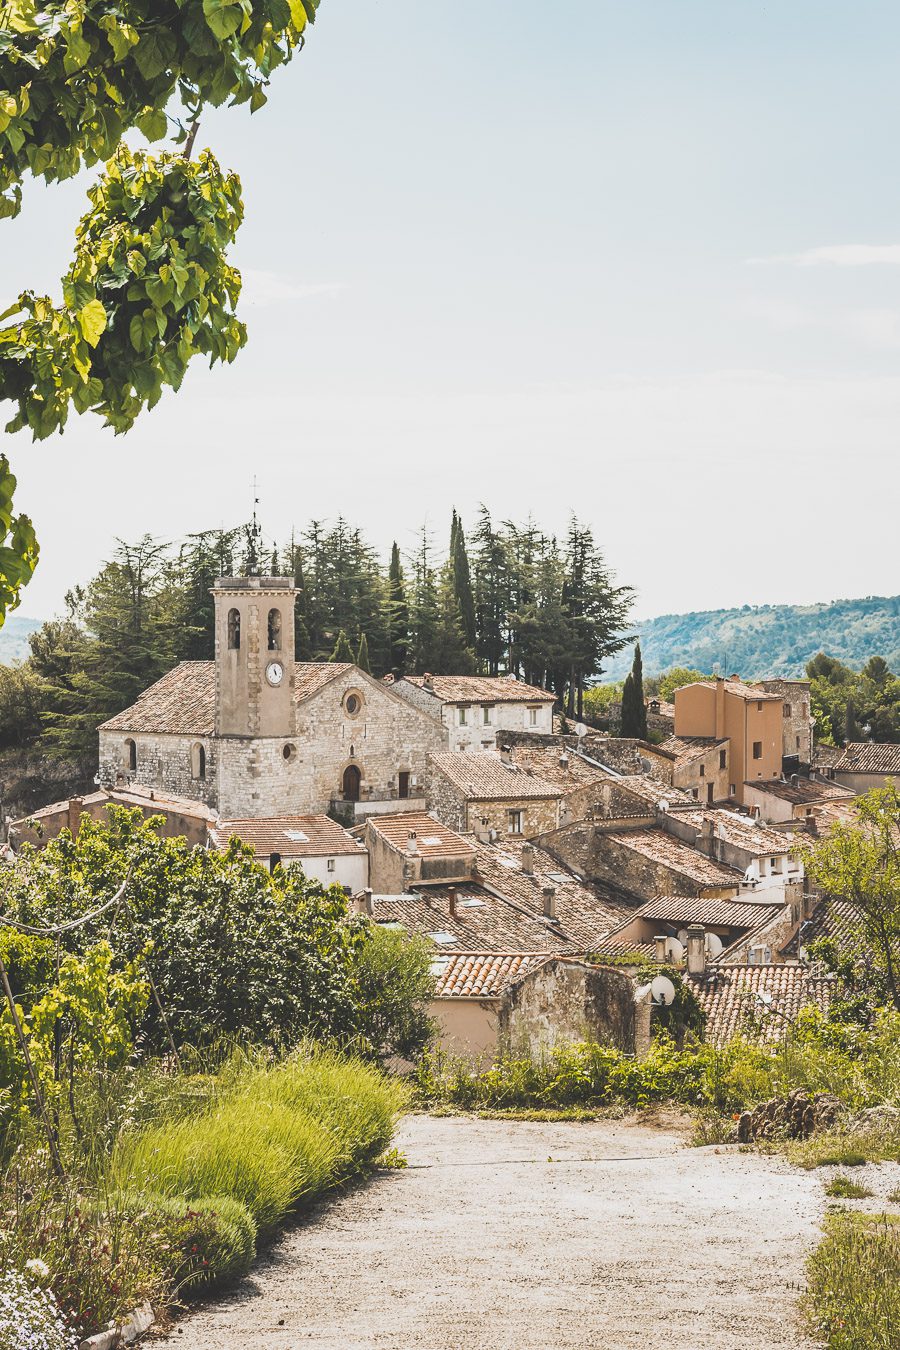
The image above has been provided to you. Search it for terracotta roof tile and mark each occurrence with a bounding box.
[372,887,573,953]
[695,964,836,1044]
[428,752,563,801]
[501,744,610,793]
[658,735,727,765]
[690,680,781,702]
[367,813,476,861]
[210,815,365,858]
[432,951,550,997]
[405,675,555,704]
[673,808,798,855]
[834,742,900,775]
[625,895,785,931]
[743,778,854,805]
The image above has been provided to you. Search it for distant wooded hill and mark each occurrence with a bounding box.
[601,596,900,682]
[0,614,41,664]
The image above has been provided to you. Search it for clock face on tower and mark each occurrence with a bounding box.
[266,661,285,687]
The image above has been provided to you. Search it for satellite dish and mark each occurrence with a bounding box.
[666,936,685,964]
[756,990,774,1007]
[650,975,677,1007]
[575,723,587,738]
[705,933,724,958]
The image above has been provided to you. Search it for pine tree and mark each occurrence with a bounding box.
[330,630,355,663]
[357,632,371,674]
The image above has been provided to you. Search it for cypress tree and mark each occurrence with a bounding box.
[452,512,477,650]
[330,630,354,663]
[620,644,647,738]
[387,542,409,675]
[357,632,371,674]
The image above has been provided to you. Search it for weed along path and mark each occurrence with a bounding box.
[156,1114,825,1350]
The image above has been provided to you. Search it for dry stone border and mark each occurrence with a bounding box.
[735,1087,844,1142]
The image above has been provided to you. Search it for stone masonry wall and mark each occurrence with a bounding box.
[98,731,219,809]
[465,796,561,840]
[500,960,638,1055]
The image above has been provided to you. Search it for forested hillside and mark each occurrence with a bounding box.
[602,596,900,682]
[0,613,41,664]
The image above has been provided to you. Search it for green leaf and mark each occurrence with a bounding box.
[202,0,243,39]
[133,30,176,81]
[287,0,308,30]
[136,107,168,142]
[77,300,107,347]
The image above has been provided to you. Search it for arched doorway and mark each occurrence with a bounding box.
[342,764,361,802]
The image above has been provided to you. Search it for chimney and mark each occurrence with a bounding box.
[714,677,726,739]
[423,673,434,691]
[542,884,557,920]
[751,804,761,821]
[67,796,84,839]
[686,925,707,977]
[500,744,513,765]
[806,814,818,837]
[654,934,668,963]
[448,888,458,918]
[407,830,419,855]
[521,841,534,875]
[354,888,375,917]
[475,816,491,844]
[559,751,570,768]
[790,773,799,786]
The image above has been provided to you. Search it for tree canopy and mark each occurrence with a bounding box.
[807,652,900,746]
[0,0,322,624]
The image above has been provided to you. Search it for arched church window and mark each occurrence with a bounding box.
[268,608,282,652]
[227,608,241,650]
[191,743,206,781]
[124,738,137,772]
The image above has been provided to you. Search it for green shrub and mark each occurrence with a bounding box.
[825,1175,873,1199]
[805,1213,900,1349]
[787,1129,900,1170]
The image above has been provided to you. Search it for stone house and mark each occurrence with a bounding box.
[9,784,216,851]
[646,735,731,805]
[539,816,743,902]
[741,777,855,826]
[365,811,476,895]
[605,894,787,959]
[98,577,446,820]
[391,674,556,752]
[674,678,784,805]
[426,750,564,839]
[831,742,900,793]
[208,814,369,891]
[430,954,652,1060]
[757,679,814,768]
[661,807,805,895]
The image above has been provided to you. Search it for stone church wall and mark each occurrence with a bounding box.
[98,731,218,809]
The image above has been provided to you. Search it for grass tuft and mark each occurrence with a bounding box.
[805,1212,900,1349]
[824,1175,874,1199]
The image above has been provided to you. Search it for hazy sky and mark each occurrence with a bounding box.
[3,0,899,621]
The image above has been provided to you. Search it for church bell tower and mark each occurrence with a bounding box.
[214,577,297,738]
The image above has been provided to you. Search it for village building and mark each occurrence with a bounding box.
[426,750,564,839]
[98,577,446,821]
[370,886,575,955]
[605,894,787,959]
[661,806,805,895]
[208,814,368,890]
[756,678,814,769]
[831,742,900,793]
[391,674,556,751]
[364,811,476,895]
[644,735,731,804]
[674,678,783,804]
[429,954,652,1060]
[742,776,855,826]
[9,784,216,851]
[541,815,743,902]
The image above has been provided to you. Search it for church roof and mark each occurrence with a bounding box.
[99,660,361,736]
[403,674,555,704]
[210,814,365,858]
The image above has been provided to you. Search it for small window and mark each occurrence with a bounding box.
[801,702,808,718]
[267,608,282,652]
[528,707,538,727]
[756,701,763,711]
[507,809,524,835]
[458,706,468,726]
[699,764,705,777]
[730,783,736,796]
[398,770,410,799]
[327,858,336,873]
[125,738,137,772]
[227,608,241,650]
[783,703,792,718]
[752,741,763,760]
[719,748,727,769]
[344,692,361,716]
[796,735,800,749]
[483,706,493,725]
[692,787,699,799]
[191,743,206,780]
[270,852,282,873]
[283,743,296,761]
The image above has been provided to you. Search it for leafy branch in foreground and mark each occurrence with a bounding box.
[1,146,245,438]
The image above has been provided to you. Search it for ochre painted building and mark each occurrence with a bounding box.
[674,679,782,805]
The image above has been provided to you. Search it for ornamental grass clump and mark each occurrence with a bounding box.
[805,1213,900,1350]
[113,1047,404,1241]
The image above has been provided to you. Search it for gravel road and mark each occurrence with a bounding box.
[155,1113,824,1349]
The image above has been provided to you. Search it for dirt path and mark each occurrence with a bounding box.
[156,1114,824,1349]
